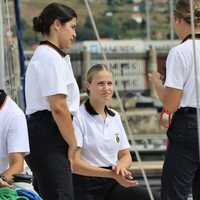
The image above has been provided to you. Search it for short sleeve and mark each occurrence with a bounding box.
[39,57,67,97]
[164,49,187,90]
[7,113,30,154]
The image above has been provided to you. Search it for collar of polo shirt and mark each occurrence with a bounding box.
[0,90,7,108]
[85,99,115,117]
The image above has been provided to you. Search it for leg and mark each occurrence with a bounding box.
[192,164,200,200]
[34,153,74,200]
[106,184,160,200]
[161,142,197,200]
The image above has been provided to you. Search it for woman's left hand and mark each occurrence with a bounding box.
[112,164,132,179]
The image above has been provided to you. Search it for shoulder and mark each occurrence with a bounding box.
[32,45,64,63]
[5,97,25,119]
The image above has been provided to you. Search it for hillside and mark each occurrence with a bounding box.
[8,0,171,48]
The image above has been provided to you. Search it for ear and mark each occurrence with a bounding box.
[174,17,181,24]
[85,82,90,91]
[53,19,61,30]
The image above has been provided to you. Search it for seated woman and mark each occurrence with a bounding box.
[72,64,160,200]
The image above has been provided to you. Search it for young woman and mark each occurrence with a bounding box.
[148,0,200,199]
[25,3,79,200]
[72,64,160,200]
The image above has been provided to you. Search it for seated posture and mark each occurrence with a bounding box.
[0,90,30,187]
[72,64,160,200]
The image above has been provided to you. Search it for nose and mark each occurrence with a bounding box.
[73,30,77,39]
[103,84,109,90]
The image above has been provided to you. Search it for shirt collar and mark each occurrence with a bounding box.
[84,99,115,117]
[39,40,66,57]
[0,90,7,109]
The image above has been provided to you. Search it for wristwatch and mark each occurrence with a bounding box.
[0,174,8,182]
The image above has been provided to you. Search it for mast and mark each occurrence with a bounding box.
[0,1,5,89]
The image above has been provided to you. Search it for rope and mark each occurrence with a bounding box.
[83,0,154,199]
[0,187,28,200]
[16,189,41,200]
[189,0,200,162]
[159,108,172,129]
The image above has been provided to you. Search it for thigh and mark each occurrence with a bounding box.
[34,153,74,200]
[73,175,114,200]
[106,184,160,200]
[161,142,198,200]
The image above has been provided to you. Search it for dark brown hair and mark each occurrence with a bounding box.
[33,2,77,35]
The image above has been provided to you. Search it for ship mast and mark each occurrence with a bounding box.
[0,1,5,90]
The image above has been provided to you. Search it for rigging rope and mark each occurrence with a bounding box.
[189,0,200,161]
[83,0,154,199]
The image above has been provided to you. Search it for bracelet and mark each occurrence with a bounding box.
[0,174,8,182]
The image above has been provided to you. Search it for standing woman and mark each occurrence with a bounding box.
[149,0,200,199]
[25,3,79,200]
[72,64,160,200]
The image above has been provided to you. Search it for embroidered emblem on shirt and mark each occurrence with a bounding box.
[115,133,120,143]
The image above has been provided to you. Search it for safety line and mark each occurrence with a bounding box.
[189,0,200,161]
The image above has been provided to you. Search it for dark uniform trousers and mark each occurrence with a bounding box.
[73,174,161,200]
[25,110,74,200]
[161,107,200,200]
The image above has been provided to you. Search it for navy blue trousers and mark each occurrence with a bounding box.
[25,110,74,200]
[161,107,200,200]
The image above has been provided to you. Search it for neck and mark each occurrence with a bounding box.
[89,98,106,116]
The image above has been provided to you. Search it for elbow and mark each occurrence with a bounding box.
[51,104,66,116]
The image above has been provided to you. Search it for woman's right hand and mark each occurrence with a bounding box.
[112,171,139,188]
[0,178,10,188]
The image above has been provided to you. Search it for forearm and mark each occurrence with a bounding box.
[117,153,132,169]
[3,153,25,184]
[152,79,166,105]
[52,110,77,147]
[73,158,114,178]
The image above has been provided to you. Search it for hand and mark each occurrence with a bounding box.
[112,171,139,188]
[68,145,77,171]
[0,178,10,188]
[148,72,163,85]
[112,164,132,178]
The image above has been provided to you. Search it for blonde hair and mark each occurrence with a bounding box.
[86,64,113,95]
[174,0,200,27]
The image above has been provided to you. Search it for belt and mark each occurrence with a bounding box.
[175,107,198,115]
[28,110,73,120]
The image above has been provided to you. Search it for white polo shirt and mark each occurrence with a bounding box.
[0,94,30,173]
[25,43,80,115]
[73,99,130,167]
[164,40,200,107]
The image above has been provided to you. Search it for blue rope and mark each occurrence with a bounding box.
[16,189,41,200]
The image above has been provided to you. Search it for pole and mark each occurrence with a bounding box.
[0,1,5,89]
[169,0,174,41]
[145,0,150,41]
[189,0,200,161]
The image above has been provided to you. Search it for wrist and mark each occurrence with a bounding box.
[0,174,8,183]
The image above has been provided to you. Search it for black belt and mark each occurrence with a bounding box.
[28,110,73,120]
[175,107,198,115]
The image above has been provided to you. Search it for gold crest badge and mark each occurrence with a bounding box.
[115,133,120,143]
